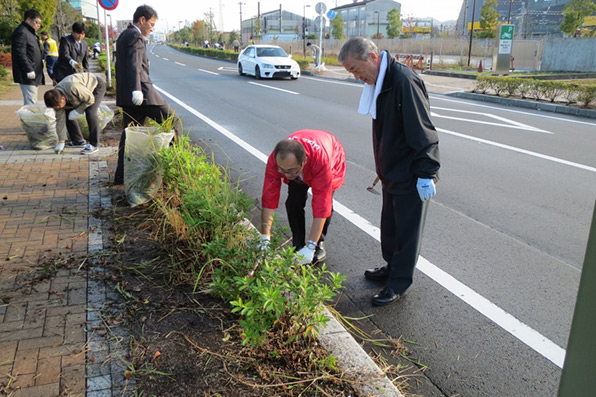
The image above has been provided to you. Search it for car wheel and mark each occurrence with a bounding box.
[255,65,261,79]
[238,63,244,76]
[291,76,298,80]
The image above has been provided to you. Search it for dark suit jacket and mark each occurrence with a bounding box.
[115,25,165,107]
[11,22,44,86]
[53,35,89,83]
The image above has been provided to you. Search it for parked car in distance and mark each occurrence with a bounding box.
[237,45,300,80]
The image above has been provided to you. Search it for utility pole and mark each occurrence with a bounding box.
[375,11,380,44]
[467,0,477,67]
[303,4,310,58]
[507,0,513,24]
[239,2,245,44]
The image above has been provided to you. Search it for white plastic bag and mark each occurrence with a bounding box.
[124,126,175,207]
[16,104,58,150]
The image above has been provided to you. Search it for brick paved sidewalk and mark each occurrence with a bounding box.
[0,83,119,397]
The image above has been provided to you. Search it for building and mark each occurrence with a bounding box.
[66,0,99,21]
[241,10,315,42]
[456,0,572,38]
[331,0,401,39]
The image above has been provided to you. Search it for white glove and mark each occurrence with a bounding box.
[416,178,436,201]
[68,110,80,120]
[257,234,270,251]
[26,71,35,79]
[69,59,79,68]
[296,245,315,265]
[132,90,143,106]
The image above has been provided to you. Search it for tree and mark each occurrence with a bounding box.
[85,21,101,40]
[560,0,596,36]
[0,0,21,45]
[400,13,415,38]
[330,13,343,39]
[386,8,402,39]
[478,0,499,38]
[53,0,81,39]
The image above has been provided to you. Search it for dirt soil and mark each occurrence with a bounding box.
[94,108,362,396]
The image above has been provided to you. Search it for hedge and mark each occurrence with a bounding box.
[170,44,239,62]
[474,76,596,108]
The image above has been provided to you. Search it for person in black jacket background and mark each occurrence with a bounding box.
[113,5,180,184]
[11,9,44,105]
[53,22,89,83]
[339,37,440,307]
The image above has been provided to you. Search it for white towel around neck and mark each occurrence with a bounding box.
[357,51,388,120]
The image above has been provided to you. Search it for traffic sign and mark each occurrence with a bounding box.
[327,10,336,20]
[315,2,327,15]
[98,0,118,11]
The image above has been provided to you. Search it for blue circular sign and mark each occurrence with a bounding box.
[327,10,336,20]
[99,0,118,11]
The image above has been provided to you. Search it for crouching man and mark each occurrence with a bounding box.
[44,72,106,154]
[261,129,346,265]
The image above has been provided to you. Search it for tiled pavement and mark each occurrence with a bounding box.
[0,82,129,396]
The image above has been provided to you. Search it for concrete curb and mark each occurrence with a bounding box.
[446,91,596,119]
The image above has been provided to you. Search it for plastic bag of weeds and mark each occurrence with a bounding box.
[16,104,58,150]
[77,103,115,140]
[124,126,175,207]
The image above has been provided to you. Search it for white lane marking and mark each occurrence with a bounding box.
[154,55,160,58]
[218,66,237,72]
[431,95,596,127]
[248,82,299,95]
[175,62,186,66]
[438,127,596,173]
[199,69,219,75]
[162,57,169,61]
[432,106,551,133]
[154,84,567,368]
[431,112,552,133]
[301,75,362,87]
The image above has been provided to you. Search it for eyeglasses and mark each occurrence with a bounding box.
[277,166,301,176]
[33,20,42,26]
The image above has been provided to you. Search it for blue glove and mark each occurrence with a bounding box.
[416,178,436,201]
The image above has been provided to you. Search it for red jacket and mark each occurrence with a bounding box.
[262,130,346,218]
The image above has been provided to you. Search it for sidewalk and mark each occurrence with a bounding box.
[0,81,126,397]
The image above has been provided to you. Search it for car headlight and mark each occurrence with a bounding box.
[262,63,274,69]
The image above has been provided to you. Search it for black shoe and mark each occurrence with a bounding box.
[364,265,389,281]
[66,140,86,148]
[113,178,123,186]
[312,241,326,265]
[372,287,404,306]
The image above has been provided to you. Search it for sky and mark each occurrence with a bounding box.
[106,0,463,34]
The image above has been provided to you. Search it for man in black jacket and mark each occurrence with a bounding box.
[53,22,89,83]
[339,37,440,306]
[113,5,180,184]
[11,9,44,105]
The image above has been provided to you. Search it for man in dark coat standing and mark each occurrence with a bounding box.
[339,37,440,307]
[11,9,44,105]
[114,4,180,184]
[53,22,89,83]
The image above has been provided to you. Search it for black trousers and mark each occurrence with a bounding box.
[115,104,181,182]
[285,180,332,249]
[380,188,429,295]
[64,78,106,145]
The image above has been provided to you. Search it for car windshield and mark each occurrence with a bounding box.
[256,47,287,57]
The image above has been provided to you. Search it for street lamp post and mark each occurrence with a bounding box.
[467,0,477,67]
[507,0,513,24]
[303,4,310,58]
[374,11,380,44]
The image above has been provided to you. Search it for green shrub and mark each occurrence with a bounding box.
[577,85,596,108]
[295,58,309,71]
[0,64,8,80]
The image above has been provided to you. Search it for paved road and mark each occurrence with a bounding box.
[146,44,596,396]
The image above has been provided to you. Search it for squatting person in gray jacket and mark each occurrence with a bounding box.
[339,37,440,307]
[44,73,106,154]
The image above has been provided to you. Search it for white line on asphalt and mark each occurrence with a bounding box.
[438,127,596,173]
[162,57,169,61]
[432,106,551,133]
[198,69,219,75]
[248,82,299,95]
[175,62,186,66]
[431,95,596,126]
[300,76,362,87]
[154,55,160,58]
[154,84,567,369]
[432,112,552,133]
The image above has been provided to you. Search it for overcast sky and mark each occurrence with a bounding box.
[106,0,463,33]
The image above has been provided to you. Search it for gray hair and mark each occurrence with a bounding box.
[338,37,379,63]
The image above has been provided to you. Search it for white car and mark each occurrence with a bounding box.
[237,45,300,80]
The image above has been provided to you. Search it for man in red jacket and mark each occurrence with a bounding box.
[261,130,346,265]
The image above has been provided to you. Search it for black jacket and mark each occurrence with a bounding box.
[115,25,165,107]
[53,35,89,83]
[373,52,440,194]
[11,22,44,86]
